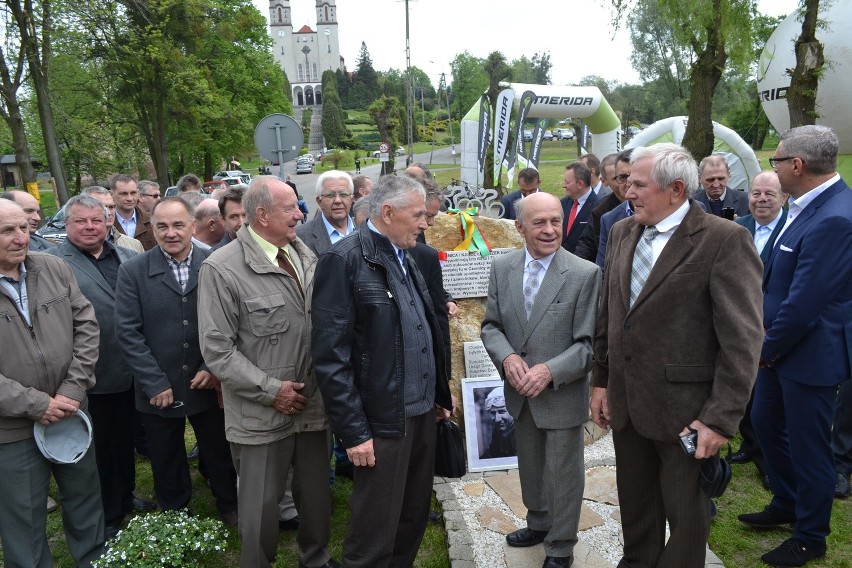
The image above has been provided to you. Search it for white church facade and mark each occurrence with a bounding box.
[268,0,344,107]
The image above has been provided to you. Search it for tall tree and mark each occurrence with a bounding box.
[321,70,347,147]
[618,0,756,160]
[786,0,823,127]
[350,42,379,108]
[369,95,403,176]
[6,0,70,202]
[0,11,37,190]
[449,51,487,120]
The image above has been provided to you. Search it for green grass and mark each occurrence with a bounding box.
[709,447,851,568]
[1,429,449,567]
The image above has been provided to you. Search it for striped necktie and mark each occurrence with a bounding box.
[630,226,659,307]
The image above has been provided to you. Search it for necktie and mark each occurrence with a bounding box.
[524,260,543,319]
[276,249,303,296]
[566,200,579,235]
[630,226,659,307]
[397,249,407,275]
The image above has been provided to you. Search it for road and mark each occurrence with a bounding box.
[273,146,460,215]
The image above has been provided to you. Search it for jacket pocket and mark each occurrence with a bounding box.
[664,365,713,383]
[245,293,290,336]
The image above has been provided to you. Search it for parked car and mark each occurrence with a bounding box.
[36,205,68,243]
[554,128,575,140]
[295,158,313,174]
[523,129,533,142]
[203,180,229,193]
[164,185,179,197]
[542,130,554,141]
[220,176,244,186]
[299,153,315,165]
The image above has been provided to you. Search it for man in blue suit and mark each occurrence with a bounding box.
[561,162,598,254]
[501,168,541,220]
[728,172,787,487]
[739,125,852,567]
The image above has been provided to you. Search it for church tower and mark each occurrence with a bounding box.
[269,0,343,108]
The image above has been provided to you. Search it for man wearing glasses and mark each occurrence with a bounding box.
[297,170,355,256]
[739,125,852,567]
[137,180,161,216]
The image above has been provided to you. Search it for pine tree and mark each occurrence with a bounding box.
[352,42,379,108]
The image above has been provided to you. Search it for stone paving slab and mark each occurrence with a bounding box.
[504,541,612,568]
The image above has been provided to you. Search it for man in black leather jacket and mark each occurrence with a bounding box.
[312,175,452,567]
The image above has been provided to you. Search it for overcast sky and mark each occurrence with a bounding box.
[253,0,800,89]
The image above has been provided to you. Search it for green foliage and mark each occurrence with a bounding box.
[350,42,380,108]
[450,52,487,120]
[510,52,553,85]
[322,75,349,148]
[93,510,229,567]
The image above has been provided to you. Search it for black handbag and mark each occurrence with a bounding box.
[434,419,466,478]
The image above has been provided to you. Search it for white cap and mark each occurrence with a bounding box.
[33,411,93,464]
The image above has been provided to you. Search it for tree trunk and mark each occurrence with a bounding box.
[787,0,823,127]
[681,0,726,161]
[1,102,37,189]
[204,152,213,181]
[12,0,70,202]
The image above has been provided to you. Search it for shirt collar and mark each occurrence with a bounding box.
[160,244,193,265]
[788,173,840,214]
[705,188,727,202]
[247,225,284,264]
[524,249,557,273]
[575,188,593,208]
[654,200,691,234]
[366,219,405,260]
[321,212,355,240]
[757,208,785,231]
[592,181,603,194]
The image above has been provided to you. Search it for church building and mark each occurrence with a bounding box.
[268,0,344,107]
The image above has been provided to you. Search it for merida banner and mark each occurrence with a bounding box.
[493,89,514,182]
[529,117,548,169]
[515,90,536,158]
[476,94,491,176]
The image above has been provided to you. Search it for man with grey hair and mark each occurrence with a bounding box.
[83,186,144,253]
[693,154,749,218]
[176,173,202,193]
[47,194,150,539]
[137,180,161,215]
[297,170,355,256]
[0,190,56,251]
[312,174,452,567]
[591,143,763,567]
[482,192,599,568]
[199,176,336,568]
[193,198,225,248]
[739,125,852,567]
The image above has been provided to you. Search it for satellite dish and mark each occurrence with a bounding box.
[254,114,303,165]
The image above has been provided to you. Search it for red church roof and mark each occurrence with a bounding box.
[296,25,314,33]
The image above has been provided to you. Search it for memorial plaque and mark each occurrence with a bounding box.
[464,341,500,378]
[439,248,516,299]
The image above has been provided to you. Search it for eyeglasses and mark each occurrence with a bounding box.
[141,193,161,199]
[768,157,795,168]
[321,192,353,200]
[614,174,630,183]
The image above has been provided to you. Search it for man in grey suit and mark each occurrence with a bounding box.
[296,170,355,255]
[482,192,600,568]
[591,143,763,567]
[115,198,238,526]
[48,194,153,539]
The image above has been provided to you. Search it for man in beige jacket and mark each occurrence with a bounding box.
[198,176,336,568]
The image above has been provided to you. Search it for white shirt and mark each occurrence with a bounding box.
[523,249,556,289]
[754,209,784,254]
[574,188,593,211]
[117,209,138,237]
[647,200,691,266]
[775,173,840,244]
[592,181,603,195]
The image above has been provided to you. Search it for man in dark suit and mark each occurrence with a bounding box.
[502,168,542,220]
[48,194,155,539]
[580,153,612,199]
[296,170,355,256]
[214,186,246,250]
[591,143,764,567]
[726,171,787,486]
[596,150,633,268]
[574,153,622,262]
[560,161,599,254]
[693,155,749,218]
[111,174,157,250]
[739,125,852,567]
[115,198,238,526]
[482,192,600,568]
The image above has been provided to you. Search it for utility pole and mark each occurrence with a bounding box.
[403,0,415,165]
[439,72,455,164]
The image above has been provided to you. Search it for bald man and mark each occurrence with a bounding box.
[194,198,226,247]
[0,190,55,251]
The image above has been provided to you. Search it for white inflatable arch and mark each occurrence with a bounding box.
[460,83,621,185]
[625,116,762,190]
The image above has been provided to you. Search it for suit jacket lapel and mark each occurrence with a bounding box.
[507,251,528,332]
[617,220,643,311]
[184,249,206,294]
[630,204,702,311]
[148,248,185,296]
[63,245,114,297]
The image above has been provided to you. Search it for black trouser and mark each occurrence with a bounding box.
[143,406,237,514]
[88,389,136,525]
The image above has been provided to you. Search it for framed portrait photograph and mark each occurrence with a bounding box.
[461,377,518,473]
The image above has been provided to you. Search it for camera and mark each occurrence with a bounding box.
[721,207,736,220]
[680,428,698,456]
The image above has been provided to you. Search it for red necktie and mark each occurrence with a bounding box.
[566,200,579,235]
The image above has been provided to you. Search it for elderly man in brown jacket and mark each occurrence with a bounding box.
[198,176,336,568]
[590,144,763,568]
[0,199,104,567]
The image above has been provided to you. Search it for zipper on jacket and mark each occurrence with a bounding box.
[28,324,52,394]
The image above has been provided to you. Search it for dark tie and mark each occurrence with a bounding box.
[276,249,303,297]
